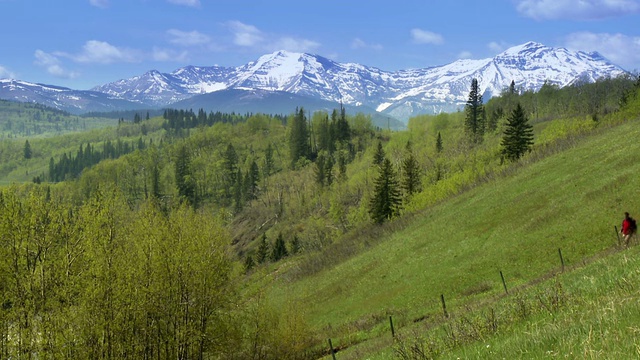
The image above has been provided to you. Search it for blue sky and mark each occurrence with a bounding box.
[1,0,639,89]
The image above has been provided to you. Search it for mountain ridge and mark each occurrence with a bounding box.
[0,42,627,121]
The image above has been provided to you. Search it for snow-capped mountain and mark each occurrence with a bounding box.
[0,42,627,121]
[90,42,626,121]
[0,79,148,113]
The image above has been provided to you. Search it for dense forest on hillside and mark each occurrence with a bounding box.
[0,100,115,138]
[0,73,639,358]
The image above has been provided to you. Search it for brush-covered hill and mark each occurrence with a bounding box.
[0,74,638,359]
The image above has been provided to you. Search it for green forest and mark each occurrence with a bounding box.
[1,73,640,359]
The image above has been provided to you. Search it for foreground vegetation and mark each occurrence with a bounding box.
[0,74,639,358]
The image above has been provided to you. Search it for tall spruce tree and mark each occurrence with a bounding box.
[401,141,421,196]
[435,132,443,153]
[369,158,402,224]
[465,78,485,143]
[373,141,385,165]
[270,233,288,261]
[175,144,196,206]
[501,103,534,161]
[23,140,32,160]
[256,233,269,264]
[289,107,310,168]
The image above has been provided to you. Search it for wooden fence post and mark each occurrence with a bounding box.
[441,294,448,318]
[328,338,336,360]
[500,270,508,294]
[389,316,395,338]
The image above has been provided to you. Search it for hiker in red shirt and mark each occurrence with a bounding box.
[621,212,637,247]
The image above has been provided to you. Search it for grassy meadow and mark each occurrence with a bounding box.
[248,117,640,358]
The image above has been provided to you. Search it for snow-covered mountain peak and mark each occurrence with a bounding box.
[46,41,628,121]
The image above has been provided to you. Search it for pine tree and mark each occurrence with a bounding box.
[23,140,32,160]
[465,78,485,143]
[373,141,385,165]
[244,255,255,272]
[435,132,443,153]
[401,141,421,196]
[289,107,310,168]
[290,235,301,255]
[263,143,274,179]
[270,233,289,262]
[314,153,326,187]
[501,103,534,161]
[369,158,402,224]
[175,144,196,206]
[256,233,269,263]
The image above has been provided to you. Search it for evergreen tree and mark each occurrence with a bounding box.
[290,235,301,255]
[270,233,288,262]
[369,158,402,224]
[263,143,275,179]
[23,140,32,160]
[256,233,269,263]
[501,103,534,161]
[289,107,310,168]
[373,140,385,165]
[435,132,443,153]
[244,160,260,201]
[314,153,326,187]
[222,143,238,205]
[401,141,421,196]
[324,155,334,186]
[465,78,485,143]
[244,255,255,272]
[175,144,196,206]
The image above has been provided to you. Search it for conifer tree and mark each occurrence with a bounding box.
[244,254,255,272]
[314,153,326,187]
[465,78,485,143]
[401,141,421,196]
[501,103,534,161]
[324,155,334,186]
[289,107,310,168]
[263,143,274,179]
[256,233,269,263]
[369,158,402,224]
[373,141,385,165]
[435,132,443,153]
[270,233,289,262]
[23,140,32,160]
[175,144,196,206]
[290,235,301,255]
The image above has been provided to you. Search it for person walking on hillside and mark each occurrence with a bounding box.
[621,212,637,247]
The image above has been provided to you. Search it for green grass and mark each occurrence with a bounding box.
[251,118,640,358]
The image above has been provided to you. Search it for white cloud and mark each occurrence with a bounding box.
[227,21,264,47]
[0,65,16,79]
[458,51,473,59]
[167,29,211,46]
[34,50,79,79]
[55,40,140,64]
[89,0,109,8]
[273,37,320,53]
[410,29,444,45]
[351,38,383,51]
[167,0,200,7]
[488,41,511,53]
[516,0,640,20]
[152,47,189,62]
[564,31,640,70]
[226,21,319,53]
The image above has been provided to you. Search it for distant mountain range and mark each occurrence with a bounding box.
[0,42,627,124]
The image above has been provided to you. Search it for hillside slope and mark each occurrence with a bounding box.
[251,117,640,358]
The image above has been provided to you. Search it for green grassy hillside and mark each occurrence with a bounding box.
[248,117,640,358]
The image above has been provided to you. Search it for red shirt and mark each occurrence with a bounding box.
[622,218,633,235]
